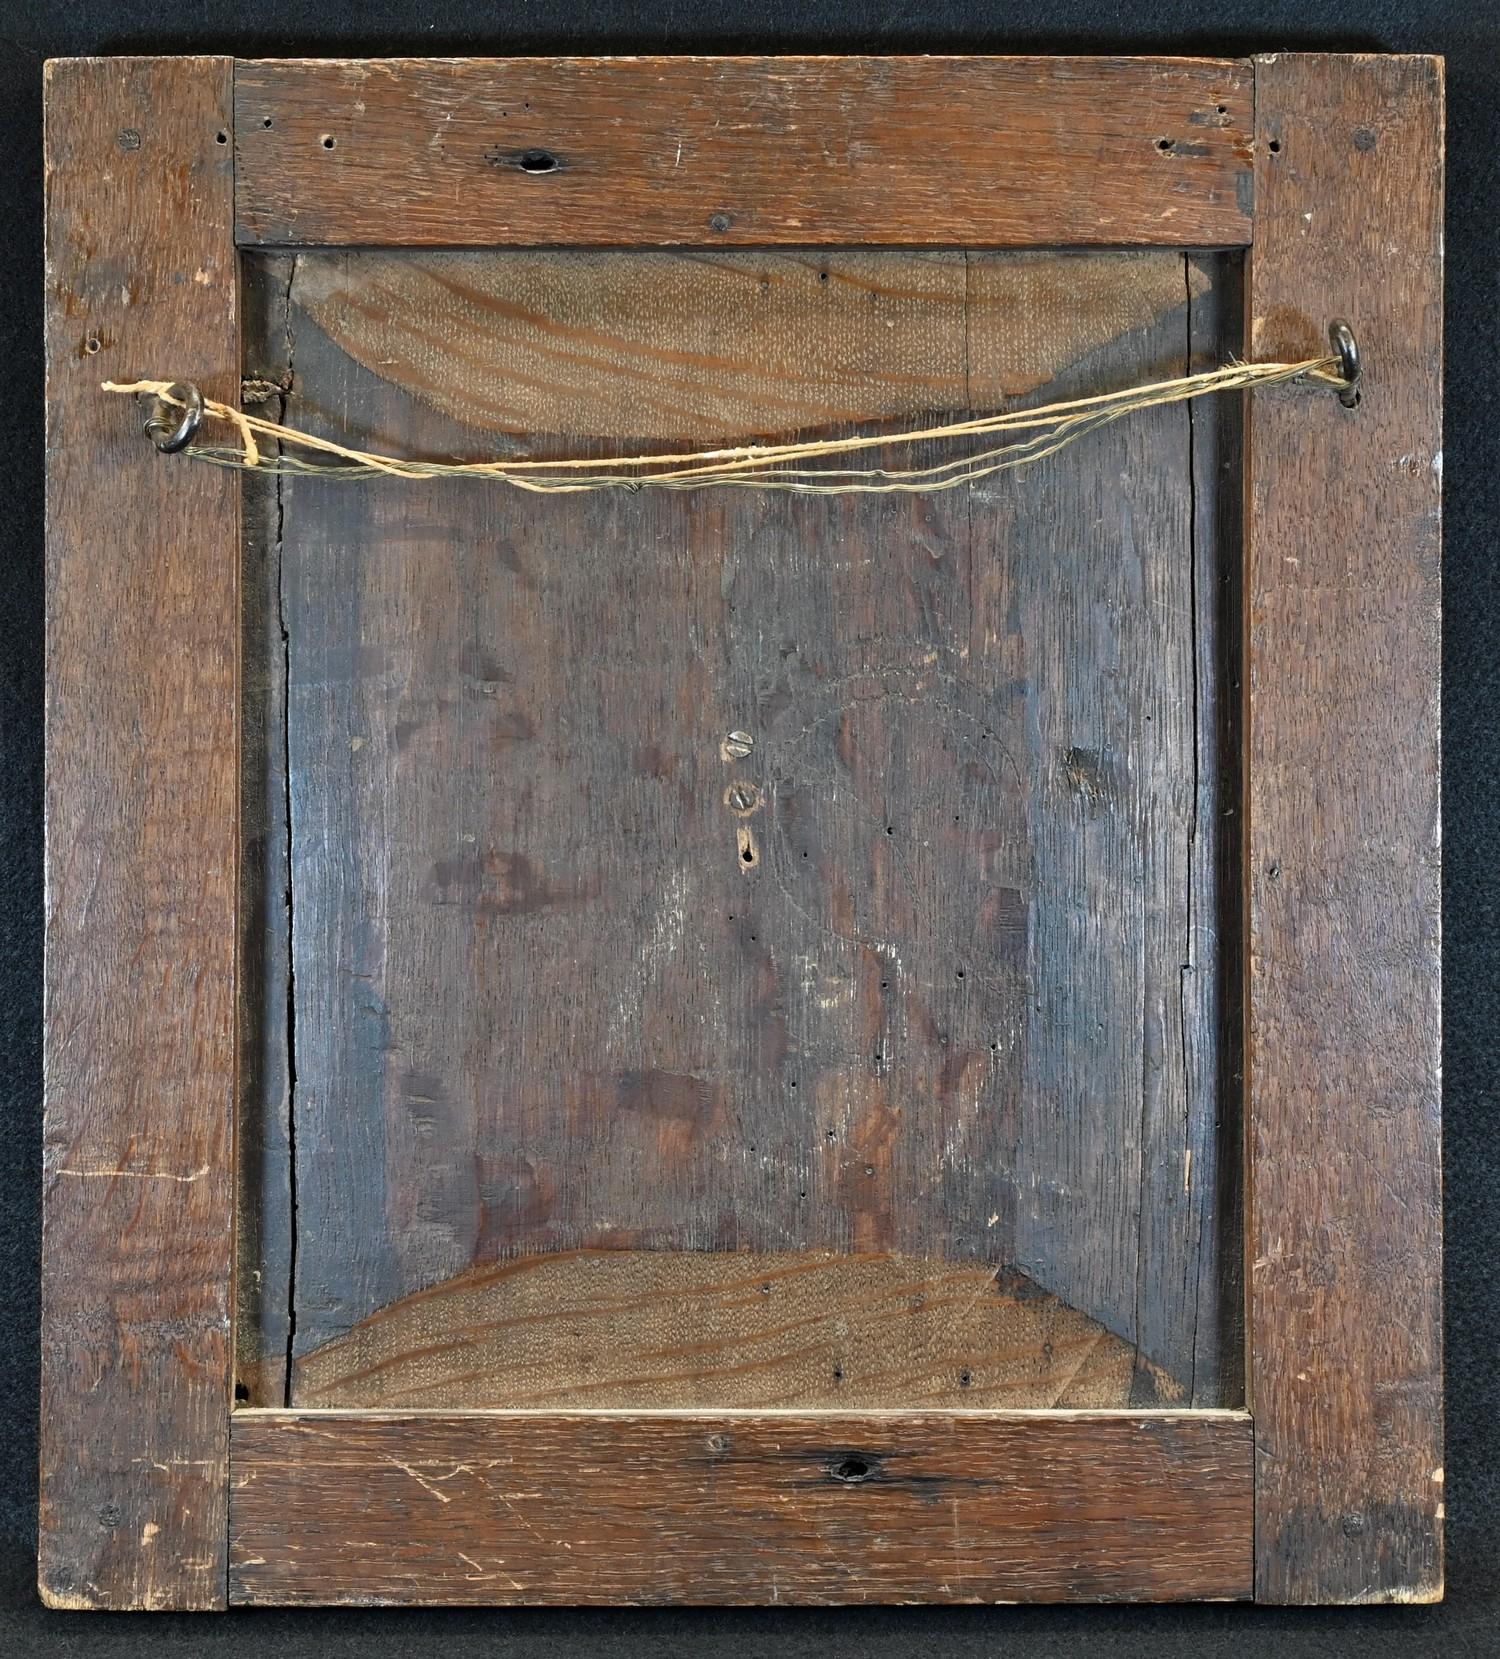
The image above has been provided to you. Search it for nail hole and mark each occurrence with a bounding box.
[959,1370,973,1388]
[829,1455,876,1484]
[1268,138,1281,154]
[262,116,274,129]
[1217,104,1228,115]
[321,134,336,149]
[518,148,559,173]
[956,968,965,980]
[832,1367,844,1381]
[818,270,829,283]
[84,335,101,355]
[215,130,229,145]
[1156,136,1174,153]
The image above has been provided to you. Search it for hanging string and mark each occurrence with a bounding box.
[102,354,1347,496]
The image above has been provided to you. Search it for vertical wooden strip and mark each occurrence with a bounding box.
[1246,53,1443,1603]
[1186,253,1246,1407]
[42,56,238,1610]
[235,254,297,1407]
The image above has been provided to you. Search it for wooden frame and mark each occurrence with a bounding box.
[42,53,1442,1609]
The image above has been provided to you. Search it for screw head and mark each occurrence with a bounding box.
[723,730,754,759]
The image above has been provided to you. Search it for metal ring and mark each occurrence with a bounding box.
[140,381,204,453]
[1327,321,1362,408]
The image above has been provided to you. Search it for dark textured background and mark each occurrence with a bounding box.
[2,5,1494,1653]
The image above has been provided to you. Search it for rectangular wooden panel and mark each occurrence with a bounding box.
[232,57,1255,250]
[41,56,239,1610]
[228,1410,1253,1604]
[247,247,1240,1414]
[1245,53,1443,1603]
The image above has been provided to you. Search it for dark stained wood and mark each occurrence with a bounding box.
[1245,54,1443,1603]
[228,1409,1253,1604]
[236,254,298,1408]
[41,56,239,1610]
[258,247,1234,1408]
[232,57,1255,251]
[292,1249,1186,1411]
[1185,253,1247,1406]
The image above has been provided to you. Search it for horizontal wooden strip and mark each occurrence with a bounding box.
[229,1410,1252,1604]
[233,57,1255,249]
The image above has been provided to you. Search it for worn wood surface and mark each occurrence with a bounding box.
[292,1249,1186,1410]
[280,248,1206,444]
[232,57,1254,250]
[41,56,238,1610]
[228,1409,1253,1604]
[1245,53,1443,1603]
[237,255,298,1407]
[247,247,1238,1410]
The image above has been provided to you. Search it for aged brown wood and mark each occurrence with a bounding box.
[258,247,1234,1410]
[232,57,1255,251]
[279,247,1203,444]
[291,1249,1186,1411]
[1245,53,1443,1603]
[41,56,239,1609]
[228,1409,1254,1604]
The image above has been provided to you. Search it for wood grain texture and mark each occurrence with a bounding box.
[1245,54,1443,1603]
[232,57,1254,250]
[41,56,238,1610]
[282,248,1205,444]
[291,1249,1186,1410]
[228,1409,1253,1604]
[253,247,1237,1408]
[237,254,298,1408]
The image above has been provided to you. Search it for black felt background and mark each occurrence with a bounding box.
[1,4,1494,1652]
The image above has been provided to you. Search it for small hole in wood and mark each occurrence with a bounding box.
[321,134,336,149]
[84,336,101,355]
[1268,138,1282,154]
[959,1369,973,1388]
[818,270,829,283]
[1217,104,1228,115]
[829,1455,876,1483]
[215,130,229,145]
[1156,137,1175,153]
[262,117,274,129]
[956,968,965,980]
[518,148,559,173]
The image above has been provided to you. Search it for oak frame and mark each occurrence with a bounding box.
[41,53,1442,1609]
